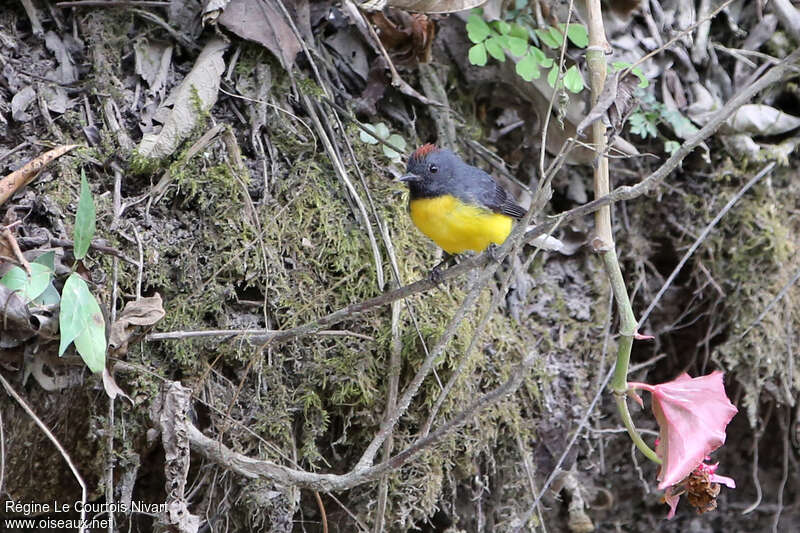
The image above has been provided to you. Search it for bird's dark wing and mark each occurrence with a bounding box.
[489,182,527,219]
[470,173,526,219]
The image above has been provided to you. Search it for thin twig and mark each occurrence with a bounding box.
[639,162,776,328]
[738,264,800,340]
[184,354,534,491]
[314,491,329,533]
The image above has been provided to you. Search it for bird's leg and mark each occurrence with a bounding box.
[486,243,503,263]
[429,252,456,284]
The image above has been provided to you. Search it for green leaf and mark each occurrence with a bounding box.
[374,122,390,139]
[563,23,588,48]
[563,65,584,93]
[34,251,55,271]
[530,46,553,67]
[612,61,650,88]
[34,282,61,306]
[468,43,488,66]
[664,140,680,155]
[509,23,528,40]
[359,124,380,144]
[383,134,406,161]
[549,26,564,46]
[485,37,505,61]
[494,20,511,35]
[506,36,528,57]
[467,14,491,43]
[535,28,560,48]
[547,65,560,88]
[74,170,96,261]
[59,273,106,373]
[0,263,54,302]
[516,53,540,81]
[629,112,658,139]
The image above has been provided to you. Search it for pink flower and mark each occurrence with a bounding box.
[628,371,738,518]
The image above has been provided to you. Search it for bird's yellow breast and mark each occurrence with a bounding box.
[409,194,514,254]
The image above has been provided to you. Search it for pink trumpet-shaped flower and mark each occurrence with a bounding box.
[628,371,738,517]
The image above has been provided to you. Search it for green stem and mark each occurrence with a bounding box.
[614,377,662,464]
[603,250,660,463]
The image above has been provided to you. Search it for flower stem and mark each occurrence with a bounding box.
[585,0,661,466]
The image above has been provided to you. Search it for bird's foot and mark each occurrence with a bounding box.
[486,243,503,263]
[429,253,455,284]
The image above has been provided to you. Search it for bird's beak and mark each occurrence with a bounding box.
[397,173,421,183]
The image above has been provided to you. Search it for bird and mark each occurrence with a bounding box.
[398,144,527,255]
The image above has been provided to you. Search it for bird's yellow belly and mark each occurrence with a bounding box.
[409,195,513,254]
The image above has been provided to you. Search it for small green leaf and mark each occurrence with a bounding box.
[664,140,680,155]
[530,46,553,67]
[516,53,540,81]
[612,61,650,88]
[548,26,564,46]
[547,65,560,87]
[74,170,96,261]
[535,28,560,48]
[359,124,380,144]
[509,23,528,40]
[34,282,61,306]
[564,23,588,48]
[383,134,406,161]
[563,65,584,93]
[34,251,55,271]
[467,14,491,43]
[506,36,528,57]
[629,112,658,139]
[468,43,488,66]
[485,37,505,61]
[0,263,53,302]
[494,20,511,35]
[374,122,390,139]
[59,273,106,373]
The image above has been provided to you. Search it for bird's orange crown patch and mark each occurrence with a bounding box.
[410,144,439,163]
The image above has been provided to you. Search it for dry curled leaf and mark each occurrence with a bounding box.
[216,0,302,70]
[0,144,79,206]
[369,10,435,63]
[137,39,228,160]
[109,293,166,353]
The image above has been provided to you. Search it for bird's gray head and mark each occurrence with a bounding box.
[398,144,460,198]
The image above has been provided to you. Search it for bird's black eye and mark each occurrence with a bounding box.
[429,164,438,174]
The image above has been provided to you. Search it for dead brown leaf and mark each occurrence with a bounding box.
[109,293,166,354]
[216,0,302,70]
[0,144,79,207]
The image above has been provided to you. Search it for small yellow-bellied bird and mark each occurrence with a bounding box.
[399,144,526,254]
